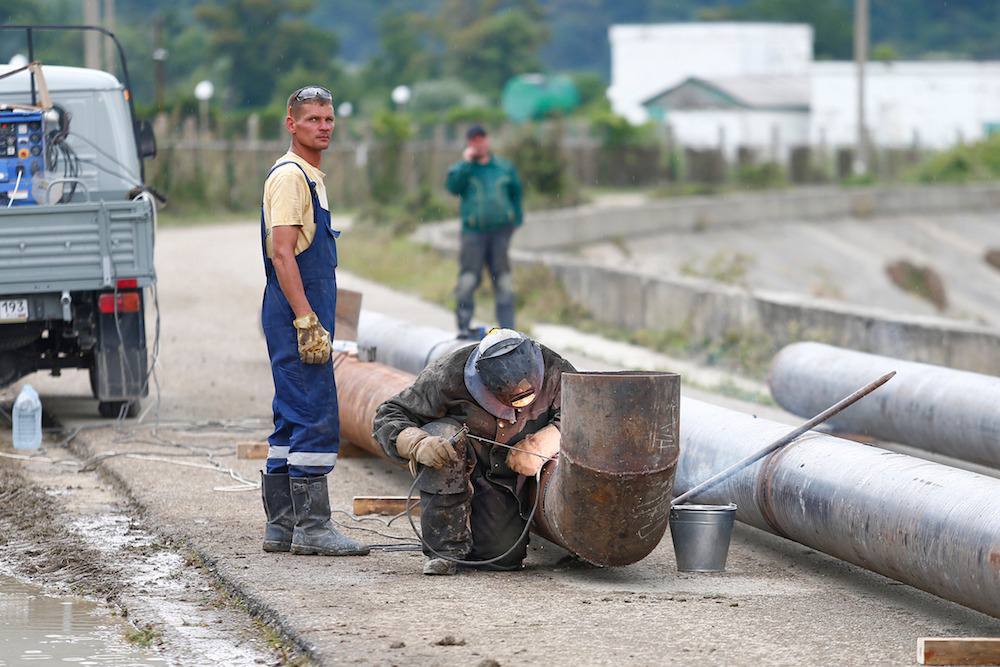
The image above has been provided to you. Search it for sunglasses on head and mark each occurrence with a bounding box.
[293,86,333,102]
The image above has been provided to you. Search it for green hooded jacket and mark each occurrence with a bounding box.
[445,155,523,233]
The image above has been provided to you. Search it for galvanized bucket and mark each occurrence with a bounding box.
[669,503,738,572]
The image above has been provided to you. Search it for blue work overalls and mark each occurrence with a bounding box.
[261,161,341,477]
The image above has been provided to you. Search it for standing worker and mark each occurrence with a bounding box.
[445,125,524,339]
[373,329,574,575]
[258,86,368,557]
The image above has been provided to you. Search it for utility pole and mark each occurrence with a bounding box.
[83,0,102,70]
[854,0,869,174]
[153,16,167,112]
[102,0,116,76]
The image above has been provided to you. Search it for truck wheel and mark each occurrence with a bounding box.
[98,400,140,419]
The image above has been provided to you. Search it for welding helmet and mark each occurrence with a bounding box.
[474,329,544,408]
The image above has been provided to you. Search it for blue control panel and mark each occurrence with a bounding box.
[0,110,45,206]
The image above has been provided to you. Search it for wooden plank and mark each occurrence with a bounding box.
[236,442,268,460]
[353,496,419,517]
[918,638,1000,665]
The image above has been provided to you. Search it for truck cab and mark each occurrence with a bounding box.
[0,39,158,418]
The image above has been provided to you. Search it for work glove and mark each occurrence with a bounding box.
[292,311,331,365]
[395,427,461,470]
[507,424,561,477]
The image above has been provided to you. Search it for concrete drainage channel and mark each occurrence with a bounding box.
[0,424,303,666]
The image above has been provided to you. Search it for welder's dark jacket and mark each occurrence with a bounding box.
[372,344,576,510]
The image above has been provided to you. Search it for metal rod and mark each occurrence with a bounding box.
[770,342,1000,469]
[671,369,895,506]
[27,28,36,106]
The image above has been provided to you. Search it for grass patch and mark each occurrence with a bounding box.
[124,624,160,648]
[885,259,948,310]
[338,225,592,329]
[681,251,754,285]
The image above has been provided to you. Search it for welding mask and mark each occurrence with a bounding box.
[474,330,545,409]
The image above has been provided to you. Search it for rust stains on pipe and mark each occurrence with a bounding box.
[535,371,681,566]
[335,356,680,567]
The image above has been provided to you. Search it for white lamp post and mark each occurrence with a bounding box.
[391,85,411,110]
[194,79,214,139]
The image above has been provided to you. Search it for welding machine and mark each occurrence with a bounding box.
[0,109,46,206]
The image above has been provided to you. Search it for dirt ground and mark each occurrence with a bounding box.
[11,220,1000,665]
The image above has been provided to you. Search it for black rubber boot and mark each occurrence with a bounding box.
[419,491,471,575]
[289,475,370,556]
[261,472,294,553]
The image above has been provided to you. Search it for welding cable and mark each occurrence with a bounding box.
[403,429,556,567]
[6,168,22,208]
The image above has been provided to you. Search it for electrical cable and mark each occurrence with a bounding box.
[401,428,556,568]
[6,169,21,208]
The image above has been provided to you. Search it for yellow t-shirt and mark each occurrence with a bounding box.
[262,151,330,257]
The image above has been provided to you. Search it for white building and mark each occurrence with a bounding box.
[611,23,1000,153]
[608,23,813,124]
[811,61,1000,148]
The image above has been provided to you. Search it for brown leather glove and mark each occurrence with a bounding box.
[507,424,561,476]
[395,427,460,470]
[292,311,331,364]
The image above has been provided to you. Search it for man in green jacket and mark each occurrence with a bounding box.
[445,125,523,339]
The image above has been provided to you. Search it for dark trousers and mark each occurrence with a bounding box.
[456,227,515,332]
[417,421,529,570]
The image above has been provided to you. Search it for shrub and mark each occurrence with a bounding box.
[736,162,786,189]
[908,134,1000,183]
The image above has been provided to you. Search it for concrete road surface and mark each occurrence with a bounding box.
[22,221,1000,665]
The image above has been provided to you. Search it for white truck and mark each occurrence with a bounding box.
[0,25,159,417]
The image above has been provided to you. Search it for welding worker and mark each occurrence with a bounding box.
[258,86,368,557]
[373,329,574,575]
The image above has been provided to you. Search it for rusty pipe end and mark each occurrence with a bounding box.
[546,371,681,566]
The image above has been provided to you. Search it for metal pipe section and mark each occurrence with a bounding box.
[676,397,1000,618]
[769,342,1000,468]
[536,371,680,566]
[335,355,680,567]
[357,311,470,375]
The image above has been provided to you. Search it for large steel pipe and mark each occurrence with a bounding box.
[536,371,680,566]
[357,311,470,375]
[335,355,679,567]
[676,397,1000,618]
[770,342,1000,468]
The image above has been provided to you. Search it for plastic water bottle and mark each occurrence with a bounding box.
[12,384,42,450]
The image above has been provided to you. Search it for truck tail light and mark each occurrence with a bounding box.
[98,292,141,314]
[116,278,138,289]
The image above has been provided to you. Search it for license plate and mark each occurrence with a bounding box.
[0,298,28,322]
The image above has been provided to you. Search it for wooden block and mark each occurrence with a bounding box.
[919,638,1000,665]
[237,442,269,459]
[353,496,420,517]
[335,288,363,342]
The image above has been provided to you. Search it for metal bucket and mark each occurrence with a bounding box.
[669,503,737,572]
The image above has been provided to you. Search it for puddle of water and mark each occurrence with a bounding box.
[0,575,164,666]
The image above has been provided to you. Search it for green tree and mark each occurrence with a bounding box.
[367,9,440,90]
[701,0,853,59]
[196,0,339,108]
[441,0,550,98]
